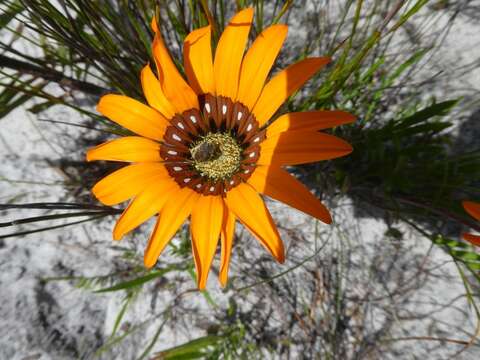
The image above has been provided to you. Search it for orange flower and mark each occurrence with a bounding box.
[462,201,480,246]
[87,8,355,289]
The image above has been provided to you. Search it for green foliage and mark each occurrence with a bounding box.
[94,265,182,293]
[433,235,480,277]
[0,76,37,119]
[151,321,257,360]
[152,335,223,359]
[0,0,23,29]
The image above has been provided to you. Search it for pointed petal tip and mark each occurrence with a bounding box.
[270,23,288,34]
[463,200,477,209]
[197,281,207,291]
[342,112,357,124]
[112,228,123,241]
[463,200,480,221]
[96,93,116,115]
[345,143,354,154]
[316,56,332,65]
[185,24,211,40]
[323,212,333,225]
[463,232,480,246]
[272,239,286,264]
[113,215,130,241]
[90,184,104,203]
[85,148,97,162]
[238,7,254,16]
[143,253,157,268]
[276,252,286,264]
[150,16,158,33]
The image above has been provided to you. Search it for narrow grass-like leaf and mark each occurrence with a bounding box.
[0,0,24,29]
[94,267,176,293]
[394,100,459,129]
[0,214,107,239]
[432,235,480,278]
[152,335,222,360]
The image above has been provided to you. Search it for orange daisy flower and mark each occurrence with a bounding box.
[87,8,355,289]
[462,201,480,246]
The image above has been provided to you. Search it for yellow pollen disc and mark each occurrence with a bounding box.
[190,133,242,181]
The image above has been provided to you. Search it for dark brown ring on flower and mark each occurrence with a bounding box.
[161,94,263,196]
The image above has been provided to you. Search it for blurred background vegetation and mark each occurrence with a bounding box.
[1,0,480,358]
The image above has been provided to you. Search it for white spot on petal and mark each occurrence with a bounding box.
[172,133,181,141]
[167,150,177,156]
[249,152,255,158]
[173,166,182,171]
[205,103,211,113]
[183,178,191,183]
[209,186,215,192]
[196,184,202,189]
[177,122,184,129]
[244,169,250,174]
[222,104,227,114]
[246,124,253,132]
[190,115,197,123]
[253,137,260,143]
[229,180,234,185]
[237,112,242,121]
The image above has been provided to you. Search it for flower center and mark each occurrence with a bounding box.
[190,133,242,181]
[160,94,266,195]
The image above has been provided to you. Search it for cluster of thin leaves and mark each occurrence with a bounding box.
[1,0,480,358]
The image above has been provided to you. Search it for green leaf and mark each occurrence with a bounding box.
[94,267,175,293]
[432,235,480,278]
[153,335,222,360]
[394,100,459,130]
[0,1,24,29]
[0,77,37,120]
[110,294,134,337]
[384,48,430,87]
[28,100,57,114]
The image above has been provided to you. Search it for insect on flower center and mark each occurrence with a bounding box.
[190,133,242,181]
[160,94,266,195]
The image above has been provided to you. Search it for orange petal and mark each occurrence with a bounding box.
[225,183,284,263]
[258,131,352,166]
[219,209,236,287]
[113,177,178,240]
[92,163,169,206]
[463,233,480,246]
[152,33,199,114]
[86,136,161,163]
[97,94,169,140]
[213,8,254,99]
[184,26,215,95]
[140,64,176,119]
[151,16,158,33]
[236,24,288,110]
[190,195,224,289]
[252,57,331,126]
[463,201,480,221]
[248,166,332,224]
[267,111,356,137]
[144,187,200,268]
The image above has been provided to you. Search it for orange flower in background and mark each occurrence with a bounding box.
[86,8,355,289]
[462,201,480,246]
